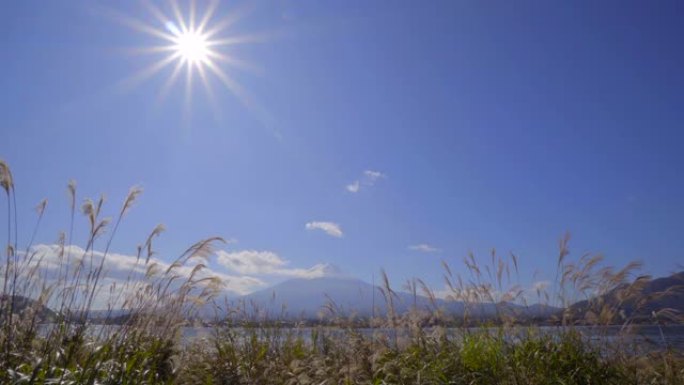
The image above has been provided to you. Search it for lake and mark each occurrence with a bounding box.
[178,324,684,352]
[37,323,684,352]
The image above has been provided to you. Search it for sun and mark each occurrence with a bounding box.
[173,30,210,65]
[113,1,264,112]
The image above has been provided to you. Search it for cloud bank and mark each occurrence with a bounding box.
[27,244,265,297]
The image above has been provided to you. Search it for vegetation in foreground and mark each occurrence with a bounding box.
[1,160,683,384]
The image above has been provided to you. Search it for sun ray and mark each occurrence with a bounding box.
[197,63,214,100]
[121,45,178,56]
[157,59,185,105]
[197,63,221,120]
[205,32,274,47]
[189,0,196,32]
[141,0,171,26]
[170,0,188,34]
[197,0,220,33]
[184,59,194,115]
[117,52,181,92]
[205,60,251,107]
[206,51,262,75]
[107,8,176,43]
[202,4,253,39]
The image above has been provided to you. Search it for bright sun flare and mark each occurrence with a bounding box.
[174,31,210,64]
[117,1,263,112]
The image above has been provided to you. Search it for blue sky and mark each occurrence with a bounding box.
[1,0,683,297]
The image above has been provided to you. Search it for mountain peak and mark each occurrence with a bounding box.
[303,263,344,279]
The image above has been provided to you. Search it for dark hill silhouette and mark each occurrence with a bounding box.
[0,294,57,322]
[565,271,684,324]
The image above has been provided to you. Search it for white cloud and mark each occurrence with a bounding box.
[216,249,340,279]
[281,263,339,279]
[305,221,343,238]
[24,244,266,299]
[214,275,265,295]
[409,244,441,253]
[345,169,386,193]
[346,181,360,193]
[216,250,285,275]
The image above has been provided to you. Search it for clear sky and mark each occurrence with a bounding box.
[1,0,683,297]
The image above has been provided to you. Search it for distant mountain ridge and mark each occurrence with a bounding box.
[232,277,430,318]
[565,271,684,324]
[224,277,558,321]
[227,272,684,324]
[16,271,684,325]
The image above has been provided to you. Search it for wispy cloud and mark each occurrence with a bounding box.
[346,169,386,193]
[364,170,385,180]
[216,249,340,278]
[409,244,441,253]
[345,181,360,193]
[305,221,343,238]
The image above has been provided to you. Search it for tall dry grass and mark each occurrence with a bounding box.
[0,159,224,383]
